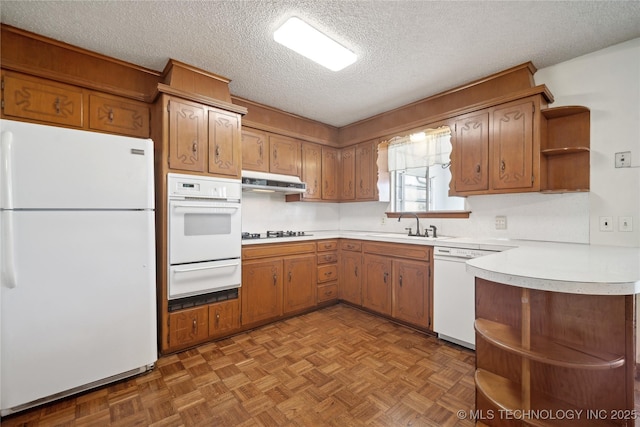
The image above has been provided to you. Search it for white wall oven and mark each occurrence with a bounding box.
[167,174,241,302]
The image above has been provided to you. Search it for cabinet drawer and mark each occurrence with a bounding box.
[363,241,431,261]
[3,73,83,127]
[88,94,149,138]
[317,240,338,252]
[317,264,338,283]
[317,252,338,265]
[318,282,338,302]
[243,241,316,260]
[340,240,362,252]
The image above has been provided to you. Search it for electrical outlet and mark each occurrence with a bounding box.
[381,216,386,225]
[495,216,507,230]
[599,216,613,232]
[615,151,631,168]
[619,216,633,232]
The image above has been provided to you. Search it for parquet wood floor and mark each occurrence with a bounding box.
[2,304,477,427]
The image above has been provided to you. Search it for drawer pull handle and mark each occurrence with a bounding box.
[54,97,61,114]
[501,160,506,172]
[399,275,403,287]
[383,272,389,284]
[192,141,198,153]
[288,271,292,282]
[476,164,481,174]
[273,274,277,286]
[108,110,114,122]
[355,266,358,277]
[192,319,197,333]
[215,145,220,158]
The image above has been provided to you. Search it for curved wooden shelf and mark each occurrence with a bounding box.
[541,146,590,156]
[475,370,618,427]
[541,105,590,119]
[474,318,625,370]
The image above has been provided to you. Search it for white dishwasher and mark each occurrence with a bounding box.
[433,246,498,350]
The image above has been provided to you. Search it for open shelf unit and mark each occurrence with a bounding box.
[474,278,634,427]
[540,106,590,193]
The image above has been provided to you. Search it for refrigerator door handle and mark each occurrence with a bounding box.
[1,211,17,288]
[1,130,15,209]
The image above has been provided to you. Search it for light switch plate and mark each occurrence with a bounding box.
[599,216,613,232]
[615,151,631,168]
[619,216,633,232]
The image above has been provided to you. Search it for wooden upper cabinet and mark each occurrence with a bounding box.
[241,127,269,172]
[270,134,300,176]
[340,146,356,200]
[450,96,543,196]
[167,97,206,173]
[356,140,377,200]
[322,146,340,200]
[454,111,489,193]
[208,108,241,178]
[88,94,149,138]
[301,142,322,200]
[2,71,83,127]
[490,99,535,190]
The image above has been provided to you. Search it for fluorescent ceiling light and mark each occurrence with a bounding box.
[274,17,357,71]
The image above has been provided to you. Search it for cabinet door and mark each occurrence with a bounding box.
[340,146,356,200]
[88,94,149,138]
[168,306,208,349]
[393,259,431,328]
[241,128,269,172]
[270,135,300,176]
[356,140,377,200]
[339,251,362,305]
[2,72,83,127]
[322,146,340,200]
[301,142,322,200]
[167,97,206,173]
[283,254,317,314]
[208,298,240,338]
[208,109,241,178]
[242,259,283,325]
[362,254,392,315]
[453,111,489,193]
[491,100,534,190]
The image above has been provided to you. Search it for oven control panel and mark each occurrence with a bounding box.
[168,173,241,200]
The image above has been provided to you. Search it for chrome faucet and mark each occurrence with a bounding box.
[429,225,438,238]
[398,213,423,236]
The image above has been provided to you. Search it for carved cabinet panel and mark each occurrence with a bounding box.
[454,111,489,192]
[322,146,340,200]
[2,72,83,127]
[355,140,377,200]
[269,134,300,176]
[168,306,209,349]
[208,108,241,178]
[301,142,322,200]
[89,94,149,138]
[340,146,356,200]
[490,100,535,191]
[167,97,206,173]
[241,127,269,172]
[362,254,392,316]
[393,259,430,327]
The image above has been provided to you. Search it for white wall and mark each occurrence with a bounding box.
[243,38,640,248]
[535,38,640,247]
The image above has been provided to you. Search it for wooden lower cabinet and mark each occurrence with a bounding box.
[241,259,284,325]
[363,254,393,316]
[475,278,634,427]
[361,241,432,330]
[339,240,362,305]
[283,254,317,313]
[393,259,430,327]
[316,240,338,304]
[166,297,240,351]
[241,241,317,326]
[168,306,209,349]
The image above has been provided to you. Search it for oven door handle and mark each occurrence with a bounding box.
[171,204,239,214]
[172,262,240,274]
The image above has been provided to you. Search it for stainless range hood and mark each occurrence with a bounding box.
[241,170,307,194]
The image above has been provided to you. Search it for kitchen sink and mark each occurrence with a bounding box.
[366,233,451,241]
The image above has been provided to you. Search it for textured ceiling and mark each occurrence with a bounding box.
[2,1,640,127]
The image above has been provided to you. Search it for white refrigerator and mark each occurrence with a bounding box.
[0,119,157,416]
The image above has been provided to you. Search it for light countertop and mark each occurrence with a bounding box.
[242,230,640,295]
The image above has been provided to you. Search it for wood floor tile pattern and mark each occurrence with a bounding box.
[2,305,477,427]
